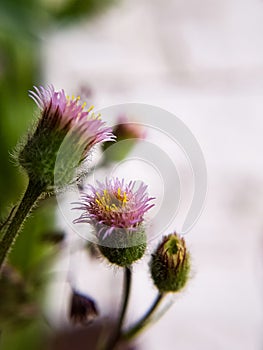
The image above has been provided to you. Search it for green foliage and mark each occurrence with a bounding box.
[0,320,48,350]
[44,0,117,21]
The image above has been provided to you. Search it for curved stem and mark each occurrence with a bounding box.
[122,292,165,341]
[0,205,17,231]
[0,179,44,270]
[105,266,132,350]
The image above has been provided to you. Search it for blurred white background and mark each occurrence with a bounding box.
[43,0,263,349]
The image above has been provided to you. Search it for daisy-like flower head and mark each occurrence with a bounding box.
[75,177,155,238]
[74,178,155,266]
[19,85,115,191]
[29,85,114,154]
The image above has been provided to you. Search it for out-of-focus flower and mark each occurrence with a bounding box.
[18,85,115,191]
[69,290,98,326]
[102,115,146,163]
[150,233,190,292]
[74,178,155,266]
[113,115,146,140]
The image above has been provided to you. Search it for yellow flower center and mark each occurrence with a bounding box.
[95,188,128,211]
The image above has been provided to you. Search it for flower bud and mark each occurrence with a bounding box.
[102,115,145,163]
[150,233,190,292]
[69,290,98,326]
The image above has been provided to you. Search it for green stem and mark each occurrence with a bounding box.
[0,179,44,270]
[122,292,165,341]
[105,266,132,350]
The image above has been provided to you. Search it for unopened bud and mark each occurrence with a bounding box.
[102,115,145,163]
[150,233,190,292]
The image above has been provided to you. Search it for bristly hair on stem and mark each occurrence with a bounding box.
[0,179,45,270]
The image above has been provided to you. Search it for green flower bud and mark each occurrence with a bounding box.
[150,233,190,292]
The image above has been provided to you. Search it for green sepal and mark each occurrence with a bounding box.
[97,226,147,267]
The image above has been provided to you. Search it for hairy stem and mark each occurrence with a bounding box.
[122,292,165,341]
[0,179,44,270]
[105,266,132,350]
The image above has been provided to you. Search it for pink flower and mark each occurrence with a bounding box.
[19,85,115,190]
[29,85,115,156]
[74,178,155,238]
